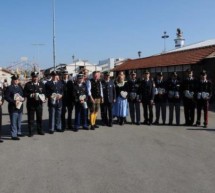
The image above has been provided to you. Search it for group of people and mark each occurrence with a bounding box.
[0,68,212,143]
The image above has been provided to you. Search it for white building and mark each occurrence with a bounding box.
[0,67,13,86]
[97,58,126,76]
[66,59,102,77]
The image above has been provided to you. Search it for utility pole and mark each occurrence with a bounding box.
[53,0,56,70]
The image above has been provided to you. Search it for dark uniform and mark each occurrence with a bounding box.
[100,71,116,127]
[166,72,181,125]
[45,71,64,133]
[73,74,88,131]
[127,72,141,125]
[24,72,46,136]
[181,69,197,126]
[154,72,167,125]
[0,87,4,142]
[139,71,155,125]
[4,75,24,140]
[196,71,212,128]
[61,71,74,130]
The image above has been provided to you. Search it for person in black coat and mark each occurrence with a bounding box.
[61,70,74,131]
[166,72,182,126]
[195,70,212,128]
[100,71,116,127]
[24,71,46,137]
[45,71,64,134]
[139,70,155,125]
[154,72,167,125]
[0,86,4,142]
[181,69,197,126]
[127,71,141,125]
[4,75,25,140]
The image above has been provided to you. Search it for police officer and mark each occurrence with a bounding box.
[154,72,167,125]
[181,69,197,126]
[0,85,4,142]
[166,72,181,126]
[24,71,46,137]
[61,70,74,131]
[196,70,212,128]
[45,71,64,134]
[5,75,25,140]
[101,71,116,127]
[127,71,141,125]
[139,70,155,125]
[86,71,103,130]
[73,74,88,131]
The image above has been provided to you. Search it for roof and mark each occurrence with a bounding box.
[113,44,215,71]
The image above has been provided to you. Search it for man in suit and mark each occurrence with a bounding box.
[4,75,25,140]
[127,71,141,125]
[181,69,197,126]
[61,70,74,131]
[154,72,167,125]
[24,71,46,137]
[196,70,212,128]
[166,72,182,126]
[101,71,116,127]
[45,71,64,134]
[139,70,155,125]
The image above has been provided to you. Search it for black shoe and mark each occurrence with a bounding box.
[153,121,159,125]
[136,122,141,125]
[56,129,64,132]
[83,126,89,130]
[73,128,79,132]
[11,137,20,140]
[49,130,54,134]
[108,123,113,127]
[90,125,95,130]
[18,134,25,137]
[0,138,3,143]
[94,125,99,128]
[203,125,208,128]
[38,131,45,135]
[28,133,34,137]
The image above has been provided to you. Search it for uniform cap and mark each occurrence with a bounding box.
[172,71,177,76]
[157,72,163,76]
[130,70,136,75]
[200,70,207,76]
[144,70,150,74]
[186,68,192,74]
[50,71,58,76]
[77,73,83,79]
[31,71,39,77]
[62,70,69,75]
[103,71,110,76]
[11,74,19,80]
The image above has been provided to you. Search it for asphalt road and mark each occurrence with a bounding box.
[1,102,215,193]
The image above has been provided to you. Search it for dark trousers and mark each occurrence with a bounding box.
[196,100,209,125]
[0,107,2,138]
[142,102,153,124]
[27,104,43,134]
[183,99,196,125]
[155,102,166,124]
[74,103,88,129]
[61,104,73,130]
[129,102,140,123]
[169,102,180,125]
[101,102,113,125]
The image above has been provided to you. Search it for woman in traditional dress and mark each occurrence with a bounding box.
[113,72,128,125]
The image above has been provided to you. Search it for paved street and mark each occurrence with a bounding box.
[1,102,215,193]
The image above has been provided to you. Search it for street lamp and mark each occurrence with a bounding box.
[161,31,169,53]
[53,0,56,70]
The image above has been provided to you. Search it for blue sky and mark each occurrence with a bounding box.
[0,0,215,69]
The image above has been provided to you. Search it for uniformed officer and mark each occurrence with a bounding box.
[166,72,181,126]
[127,71,141,125]
[100,71,116,127]
[73,74,88,131]
[181,69,197,126]
[61,70,74,131]
[154,72,167,125]
[5,75,25,140]
[45,71,64,133]
[0,86,4,142]
[196,70,212,128]
[24,71,46,137]
[86,71,103,130]
[139,70,155,125]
